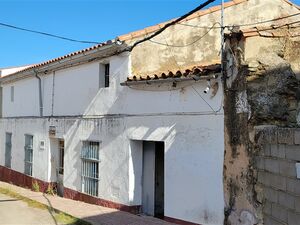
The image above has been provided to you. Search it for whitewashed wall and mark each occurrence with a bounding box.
[0,119,49,181]
[0,53,225,224]
[0,113,224,225]
[2,60,106,117]
[127,115,224,225]
[2,78,40,117]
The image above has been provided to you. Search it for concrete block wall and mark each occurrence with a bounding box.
[255,127,300,225]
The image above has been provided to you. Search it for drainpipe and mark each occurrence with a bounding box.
[34,70,43,117]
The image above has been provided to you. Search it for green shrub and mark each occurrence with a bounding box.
[46,183,56,195]
[32,180,40,192]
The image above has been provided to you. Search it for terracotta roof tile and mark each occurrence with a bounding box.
[185,12,201,21]
[223,1,236,7]
[2,40,115,78]
[197,9,211,17]
[209,5,222,13]
[117,0,248,42]
[126,62,221,83]
[145,25,160,34]
[241,23,300,38]
[6,0,299,80]
[242,31,259,37]
[233,0,247,3]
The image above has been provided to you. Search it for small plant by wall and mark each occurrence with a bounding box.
[32,180,40,192]
[46,183,56,196]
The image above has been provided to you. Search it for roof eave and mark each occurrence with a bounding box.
[1,42,126,84]
[121,73,220,87]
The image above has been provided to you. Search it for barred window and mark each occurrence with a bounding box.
[81,141,100,196]
[58,140,64,175]
[24,135,33,176]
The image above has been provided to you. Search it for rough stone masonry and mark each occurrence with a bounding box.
[223,28,300,225]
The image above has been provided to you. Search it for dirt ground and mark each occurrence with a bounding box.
[0,193,58,225]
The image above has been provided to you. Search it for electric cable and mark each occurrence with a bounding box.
[242,20,300,33]
[148,22,219,47]
[0,6,299,46]
[0,22,100,44]
[146,20,300,48]
[177,12,300,29]
[126,0,216,51]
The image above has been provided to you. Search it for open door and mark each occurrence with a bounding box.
[57,139,64,197]
[154,142,164,218]
[142,141,164,218]
[50,138,64,197]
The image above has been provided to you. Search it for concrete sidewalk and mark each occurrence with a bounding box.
[0,181,174,225]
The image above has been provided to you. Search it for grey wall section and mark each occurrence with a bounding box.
[255,127,300,225]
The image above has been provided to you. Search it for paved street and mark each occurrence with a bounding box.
[0,193,58,225]
[0,182,173,225]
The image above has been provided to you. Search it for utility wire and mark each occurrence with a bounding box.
[177,12,300,29]
[233,12,300,28]
[242,20,300,33]
[0,22,100,44]
[126,0,216,51]
[127,11,300,50]
[0,6,299,46]
[148,22,219,47]
[192,85,222,114]
[147,20,300,48]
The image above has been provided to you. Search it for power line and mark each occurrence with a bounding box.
[146,20,300,48]
[0,22,100,44]
[126,0,216,51]
[126,9,300,51]
[1,6,299,47]
[177,12,300,29]
[148,22,219,47]
[242,20,300,33]
[234,12,300,28]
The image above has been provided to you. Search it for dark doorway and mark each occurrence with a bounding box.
[142,141,164,218]
[154,142,164,218]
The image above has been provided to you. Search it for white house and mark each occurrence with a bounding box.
[0,43,224,225]
[0,1,299,225]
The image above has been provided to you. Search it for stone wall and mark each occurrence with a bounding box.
[223,26,300,225]
[255,127,300,225]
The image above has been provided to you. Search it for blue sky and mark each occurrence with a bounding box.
[0,0,299,68]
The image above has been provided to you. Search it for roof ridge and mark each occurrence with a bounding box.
[118,0,248,41]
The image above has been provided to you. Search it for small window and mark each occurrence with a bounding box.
[104,64,110,88]
[10,86,14,102]
[81,141,100,196]
[24,134,33,176]
[5,132,12,168]
[58,140,64,175]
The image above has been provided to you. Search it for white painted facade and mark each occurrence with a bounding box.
[0,51,225,224]
[0,1,298,224]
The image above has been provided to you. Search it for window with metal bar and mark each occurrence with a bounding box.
[104,64,110,88]
[24,135,33,176]
[58,140,64,175]
[81,141,100,196]
[5,132,12,168]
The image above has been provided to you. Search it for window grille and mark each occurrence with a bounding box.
[104,64,110,88]
[24,135,33,176]
[81,141,100,196]
[5,133,12,168]
[58,140,64,175]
